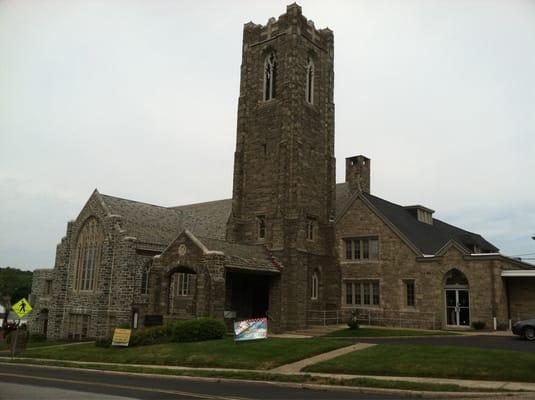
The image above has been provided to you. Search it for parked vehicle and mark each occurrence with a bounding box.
[512,319,535,340]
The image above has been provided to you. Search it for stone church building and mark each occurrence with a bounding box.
[30,4,534,340]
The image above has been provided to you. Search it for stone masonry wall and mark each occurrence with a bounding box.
[337,195,511,329]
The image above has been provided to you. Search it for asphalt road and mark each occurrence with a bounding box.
[0,363,409,400]
[356,334,535,352]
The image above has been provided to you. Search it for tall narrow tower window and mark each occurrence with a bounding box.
[263,53,276,101]
[257,215,266,240]
[305,57,314,104]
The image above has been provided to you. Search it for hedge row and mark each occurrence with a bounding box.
[97,318,226,347]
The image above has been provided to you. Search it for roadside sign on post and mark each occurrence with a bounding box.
[11,298,32,319]
[112,328,131,346]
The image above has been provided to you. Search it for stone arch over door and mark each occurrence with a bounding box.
[443,269,470,327]
[166,265,198,317]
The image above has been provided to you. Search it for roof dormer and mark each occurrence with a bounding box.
[404,205,434,225]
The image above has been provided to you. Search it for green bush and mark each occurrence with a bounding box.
[95,336,112,348]
[117,322,130,329]
[130,324,172,346]
[472,321,486,330]
[171,318,226,342]
[29,333,47,342]
[128,319,225,346]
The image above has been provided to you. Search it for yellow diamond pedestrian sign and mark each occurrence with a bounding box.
[12,298,32,318]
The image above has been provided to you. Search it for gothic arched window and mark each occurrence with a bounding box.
[306,57,314,104]
[311,271,319,300]
[263,52,276,101]
[73,217,103,291]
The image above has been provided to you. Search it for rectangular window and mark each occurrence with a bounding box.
[363,283,371,305]
[175,273,193,296]
[68,314,90,340]
[345,240,353,260]
[372,281,380,305]
[343,238,379,260]
[345,282,353,305]
[405,280,415,307]
[344,281,380,307]
[44,280,53,295]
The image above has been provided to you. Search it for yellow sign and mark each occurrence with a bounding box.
[112,328,131,347]
[12,298,32,318]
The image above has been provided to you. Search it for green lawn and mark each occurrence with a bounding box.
[325,328,457,338]
[305,344,535,382]
[4,358,510,393]
[0,340,69,351]
[20,338,347,370]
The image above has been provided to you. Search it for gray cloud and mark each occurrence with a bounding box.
[1,0,534,269]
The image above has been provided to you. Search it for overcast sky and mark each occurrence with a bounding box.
[1,0,534,270]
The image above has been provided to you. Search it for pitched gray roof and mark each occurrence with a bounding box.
[99,194,231,246]
[360,191,499,255]
[198,236,280,274]
[100,182,498,257]
[100,194,182,245]
[172,199,232,241]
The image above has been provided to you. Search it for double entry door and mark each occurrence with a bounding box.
[445,289,470,327]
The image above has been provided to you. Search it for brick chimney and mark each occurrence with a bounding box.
[346,155,370,194]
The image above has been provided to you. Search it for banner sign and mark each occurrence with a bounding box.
[112,328,132,347]
[234,318,268,342]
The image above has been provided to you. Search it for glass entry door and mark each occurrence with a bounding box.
[446,289,470,327]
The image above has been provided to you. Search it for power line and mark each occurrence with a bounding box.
[511,252,535,257]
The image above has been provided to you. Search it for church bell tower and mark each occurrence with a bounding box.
[226,4,338,330]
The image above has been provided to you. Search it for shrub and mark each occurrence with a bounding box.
[29,333,47,342]
[472,321,486,330]
[117,322,130,329]
[347,310,359,330]
[95,336,112,348]
[171,318,226,342]
[130,324,172,347]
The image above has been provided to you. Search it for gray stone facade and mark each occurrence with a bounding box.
[29,4,534,339]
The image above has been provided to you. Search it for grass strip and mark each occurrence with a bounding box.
[325,328,458,338]
[305,344,535,383]
[19,338,348,370]
[1,358,513,393]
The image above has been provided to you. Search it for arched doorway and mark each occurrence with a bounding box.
[444,269,470,327]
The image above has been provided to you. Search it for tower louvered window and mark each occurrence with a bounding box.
[74,217,103,291]
[263,52,276,101]
[305,57,314,104]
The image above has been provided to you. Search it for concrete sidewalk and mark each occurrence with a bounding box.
[270,343,376,373]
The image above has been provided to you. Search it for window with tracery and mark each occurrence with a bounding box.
[73,217,103,291]
[263,52,276,101]
[306,57,314,104]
